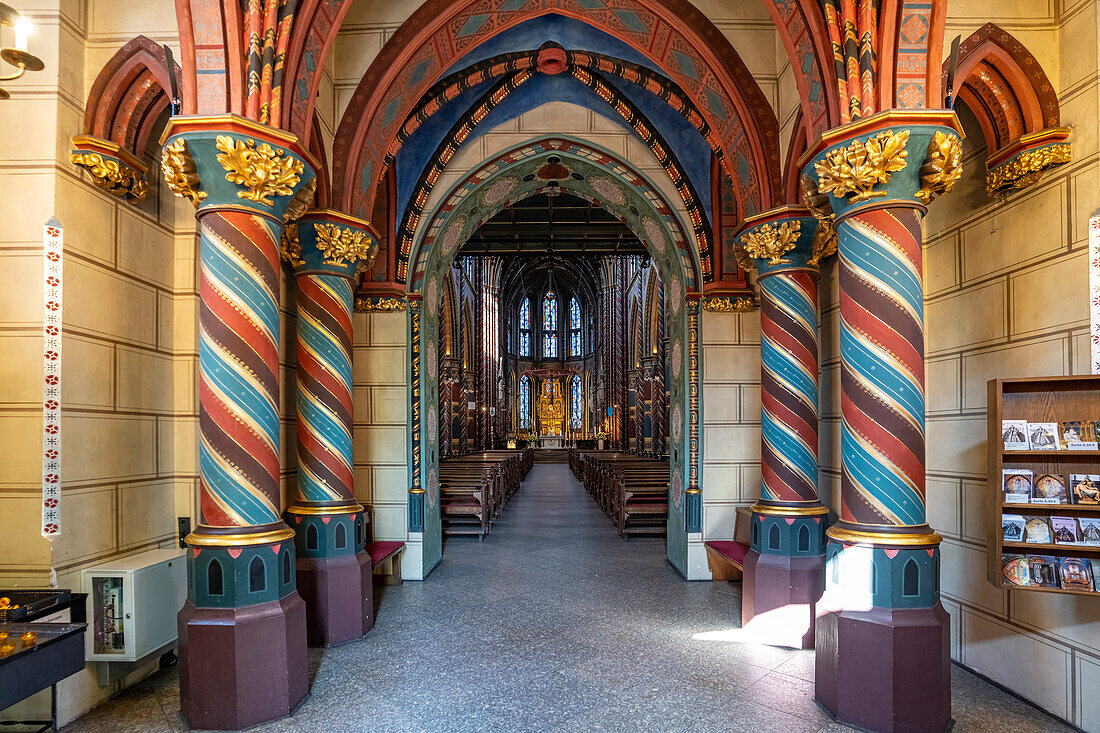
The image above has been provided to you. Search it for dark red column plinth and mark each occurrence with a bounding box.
[295,550,374,646]
[816,604,951,733]
[741,550,825,649]
[178,595,309,731]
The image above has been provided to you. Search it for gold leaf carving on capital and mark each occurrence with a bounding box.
[215,135,303,206]
[815,129,910,203]
[162,138,206,207]
[917,131,963,205]
[739,220,801,266]
[71,151,148,200]
[314,222,378,271]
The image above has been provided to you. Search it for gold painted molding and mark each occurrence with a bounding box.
[986,142,1072,198]
[70,150,148,200]
[826,525,942,547]
[740,219,801,266]
[701,295,755,312]
[355,296,408,313]
[215,135,303,206]
[917,131,963,205]
[315,221,377,270]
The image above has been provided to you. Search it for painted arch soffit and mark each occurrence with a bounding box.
[394,68,716,285]
[408,139,699,294]
[325,1,780,220]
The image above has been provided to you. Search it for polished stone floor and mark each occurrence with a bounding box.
[64,463,1072,732]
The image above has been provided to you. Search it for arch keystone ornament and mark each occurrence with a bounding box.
[283,210,378,647]
[736,206,828,650]
[160,114,317,731]
[801,109,962,733]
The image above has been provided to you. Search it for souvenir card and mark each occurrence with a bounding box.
[1002,469,1033,504]
[1001,555,1031,587]
[1027,555,1060,587]
[1050,516,1080,544]
[1058,558,1094,591]
[1031,473,1068,504]
[1024,516,1052,544]
[1060,420,1099,449]
[1027,423,1060,450]
[1001,514,1026,542]
[1071,474,1100,505]
[1079,518,1100,546]
[1091,560,1100,591]
[1002,420,1029,450]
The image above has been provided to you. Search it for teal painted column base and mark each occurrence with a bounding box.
[179,535,307,730]
[815,540,950,732]
[740,507,828,649]
[286,507,373,646]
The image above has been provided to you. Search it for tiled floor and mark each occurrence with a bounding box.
[64,463,1073,732]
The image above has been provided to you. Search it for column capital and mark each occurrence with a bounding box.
[160,114,317,221]
[70,135,149,200]
[799,109,963,221]
[282,209,380,279]
[734,205,826,277]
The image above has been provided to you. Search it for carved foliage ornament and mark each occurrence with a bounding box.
[917,131,963,205]
[801,176,838,267]
[314,222,377,271]
[986,143,1072,198]
[355,297,407,313]
[740,220,801,266]
[161,138,206,207]
[280,223,303,267]
[815,129,910,203]
[215,135,303,206]
[71,152,148,200]
[702,296,755,312]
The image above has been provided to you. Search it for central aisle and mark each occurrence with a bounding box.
[64,464,1072,732]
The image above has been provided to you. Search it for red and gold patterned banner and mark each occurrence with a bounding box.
[41,219,63,538]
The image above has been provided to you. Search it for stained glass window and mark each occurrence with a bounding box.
[519,297,530,357]
[519,375,531,429]
[569,297,582,356]
[571,375,582,430]
[543,291,558,357]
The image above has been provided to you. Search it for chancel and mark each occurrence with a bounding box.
[2,1,1100,732]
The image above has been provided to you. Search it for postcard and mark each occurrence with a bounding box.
[1027,423,1060,450]
[1032,473,1068,504]
[1058,557,1093,591]
[1002,420,1029,450]
[1024,516,1052,544]
[1071,474,1100,505]
[1003,469,1033,504]
[1001,514,1026,542]
[1050,516,1080,544]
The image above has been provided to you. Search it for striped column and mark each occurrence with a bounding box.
[283,210,378,646]
[736,207,828,649]
[803,110,962,733]
[161,115,317,731]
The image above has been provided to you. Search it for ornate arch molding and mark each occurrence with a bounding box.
[326,1,780,223]
[394,65,715,286]
[408,138,700,292]
[947,23,1070,198]
[71,35,181,200]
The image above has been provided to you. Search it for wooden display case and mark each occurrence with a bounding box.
[987,376,1100,596]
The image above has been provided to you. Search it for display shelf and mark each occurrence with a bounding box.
[1003,503,1100,513]
[1002,542,1100,553]
[987,377,1100,597]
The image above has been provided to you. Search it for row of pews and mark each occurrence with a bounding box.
[440,449,534,540]
[569,450,669,539]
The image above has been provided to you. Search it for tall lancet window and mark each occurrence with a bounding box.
[543,291,558,358]
[570,375,582,430]
[519,375,531,429]
[518,297,531,357]
[569,296,582,357]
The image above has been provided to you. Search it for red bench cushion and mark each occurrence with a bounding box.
[705,540,748,565]
[367,541,404,566]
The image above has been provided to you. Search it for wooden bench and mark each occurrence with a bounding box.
[570,450,670,538]
[368,540,405,585]
[705,506,752,581]
[440,449,533,540]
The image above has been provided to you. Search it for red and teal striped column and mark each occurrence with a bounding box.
[736,207,828,649]
[161,115,316,731]
[282,210,377,646]
[803,110,963,733]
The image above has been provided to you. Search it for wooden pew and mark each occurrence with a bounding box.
[705,506,752,580]
[571,450,670,538]
[439,449,532,540]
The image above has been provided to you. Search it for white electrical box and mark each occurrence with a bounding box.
[81,549,186,663]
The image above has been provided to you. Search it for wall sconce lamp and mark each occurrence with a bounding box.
[0,3,43,99]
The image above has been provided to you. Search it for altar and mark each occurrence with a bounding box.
[538,435,564,449]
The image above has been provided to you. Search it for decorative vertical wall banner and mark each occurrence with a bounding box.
[1090,208,1100,374]
[41,218,63,538]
